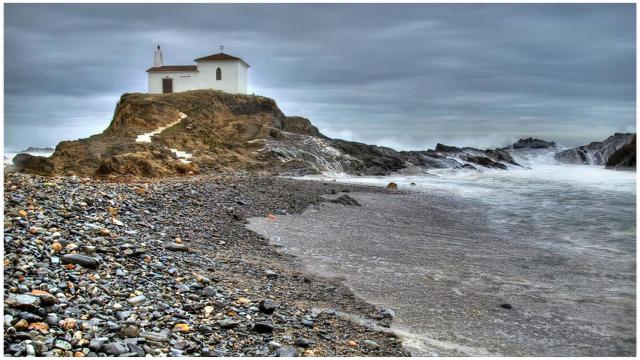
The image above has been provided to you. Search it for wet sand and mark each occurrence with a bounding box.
[247,191,636,356]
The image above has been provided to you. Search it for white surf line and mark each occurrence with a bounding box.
[315,307,496,356]
[134,112,194,164]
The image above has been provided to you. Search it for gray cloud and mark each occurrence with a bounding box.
[4,3,636,151]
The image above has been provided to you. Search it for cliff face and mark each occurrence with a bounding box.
[11,90,526,178]
[554,133,635,166]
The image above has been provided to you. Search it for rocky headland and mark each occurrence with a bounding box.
[10,90,541,178]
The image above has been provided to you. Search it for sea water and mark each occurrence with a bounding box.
[247,156,636,356]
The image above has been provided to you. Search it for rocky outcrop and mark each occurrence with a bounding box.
[410,144,520,170]
[554,133,635,165]
[508,138,556,149]
[12,153,54,175]
[605,135,636,169]
[330,140,405,175]
[12,91,398,177]
[460,155,507,170]
[11,90,524,178]
[484,149,519,166]
[277,116,325,138]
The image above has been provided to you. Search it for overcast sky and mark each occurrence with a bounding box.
[4,3,636,151]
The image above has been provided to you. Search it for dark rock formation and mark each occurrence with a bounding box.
[401,151,464,169]
[606,135,636,169]
[484,149,519,166]
[12,153,54,175]
[328,194,361,206]
[509,138,556,149]
[461,155,508,170]
[330,140,405,175]
[554,133,635,165]
[408,145,518,170]
[434,143,464,153]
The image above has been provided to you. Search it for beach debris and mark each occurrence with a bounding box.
[386,182,398,190]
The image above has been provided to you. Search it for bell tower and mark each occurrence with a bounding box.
[153,45,163,67]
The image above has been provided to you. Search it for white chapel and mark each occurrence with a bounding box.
[147,46,249,94]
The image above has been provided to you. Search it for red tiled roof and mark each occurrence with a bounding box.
[194,52,250,67]
[146,65,198,72]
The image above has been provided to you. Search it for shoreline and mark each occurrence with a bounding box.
[3,173,410,357]
[246,187,636,356]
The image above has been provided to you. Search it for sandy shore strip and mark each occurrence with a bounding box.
[3,174,409,357]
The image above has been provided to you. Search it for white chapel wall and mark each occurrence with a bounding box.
[148,60,248,94]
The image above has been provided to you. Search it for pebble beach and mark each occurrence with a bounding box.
[3,173,409,357]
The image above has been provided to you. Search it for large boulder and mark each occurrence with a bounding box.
[12,153,54,175]
[606,135,635,169]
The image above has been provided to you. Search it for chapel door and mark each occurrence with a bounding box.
[162,78,173,93]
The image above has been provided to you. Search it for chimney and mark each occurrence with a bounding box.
[154,45,163,67]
